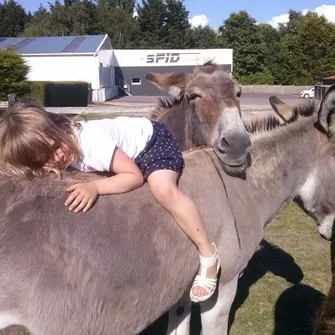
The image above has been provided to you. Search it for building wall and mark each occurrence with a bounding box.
[97,49,118,100]
[115,65,231,96]
[24,52,119,102]
[113,49,233,96]
[24,54,98,87]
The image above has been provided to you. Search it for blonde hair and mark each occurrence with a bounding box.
[0,100,81,178]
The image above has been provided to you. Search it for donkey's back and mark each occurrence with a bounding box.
[0,150,240,335]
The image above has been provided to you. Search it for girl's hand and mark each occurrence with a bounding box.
[65,181,99,213]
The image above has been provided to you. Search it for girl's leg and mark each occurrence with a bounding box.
[147,169,218,300]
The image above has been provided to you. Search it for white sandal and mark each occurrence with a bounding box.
[190,243,220,303]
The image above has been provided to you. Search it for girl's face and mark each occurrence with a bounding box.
[43,139,74,169]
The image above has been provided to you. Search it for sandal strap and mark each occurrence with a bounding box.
[199,242,218,268]
[192,276,217,295]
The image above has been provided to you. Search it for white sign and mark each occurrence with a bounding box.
[113,49,233,67]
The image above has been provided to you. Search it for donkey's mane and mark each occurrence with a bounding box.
[149,96,179,121]
[245,100,315,134]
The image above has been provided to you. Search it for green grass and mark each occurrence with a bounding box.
[229,204,330,335]
[3,204,330,335]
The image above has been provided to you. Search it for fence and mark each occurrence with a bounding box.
[314,85,330,100]
[241,85,311,95]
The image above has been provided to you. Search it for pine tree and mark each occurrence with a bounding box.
[136,0,166,48]
[96,0,138,48]
[162,0,190,48]
[0,0,26,37]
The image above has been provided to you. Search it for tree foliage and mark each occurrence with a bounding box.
[0,49,29,100]
[217,11,265,80]
[281,12,335,85]
[0,0,26,37]
[187,26,218,49]
[1,1,335,85]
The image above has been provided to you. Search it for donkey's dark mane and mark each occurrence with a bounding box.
[150,96,180,121]
[245,100,315,134]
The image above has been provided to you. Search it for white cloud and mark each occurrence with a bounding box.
[189,14,209,28]
[268,5,335,29]
[267,13,290,29]
[303,5,335,22]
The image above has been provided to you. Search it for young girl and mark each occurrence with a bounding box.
[0,100,220,303]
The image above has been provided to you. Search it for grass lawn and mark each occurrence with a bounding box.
[2,204,331,335]
[228,204,331,335]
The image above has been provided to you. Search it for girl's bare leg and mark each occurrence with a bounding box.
[147,169,218,298]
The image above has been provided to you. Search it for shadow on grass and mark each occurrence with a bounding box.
[274,284,324,335]
[139,305,202,335]
[229,239,304,331]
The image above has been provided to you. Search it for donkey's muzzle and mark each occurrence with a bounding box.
[214,130,251,169]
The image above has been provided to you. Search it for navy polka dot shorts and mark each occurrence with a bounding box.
[135,121,185,180]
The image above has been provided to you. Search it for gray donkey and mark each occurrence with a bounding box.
[167,87,335,334]
[1,86,335,335]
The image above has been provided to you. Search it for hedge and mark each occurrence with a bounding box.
[24,81,89,107]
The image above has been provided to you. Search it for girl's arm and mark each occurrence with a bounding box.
[65,148,144,213]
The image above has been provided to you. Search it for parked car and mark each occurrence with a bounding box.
[299,86,314,99]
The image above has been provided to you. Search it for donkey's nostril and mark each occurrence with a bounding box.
[219,137,230,149]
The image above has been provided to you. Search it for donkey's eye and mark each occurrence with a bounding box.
[236,91,241,98]
[187,93,201,102]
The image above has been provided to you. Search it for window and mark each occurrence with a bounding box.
[132,78,141,85]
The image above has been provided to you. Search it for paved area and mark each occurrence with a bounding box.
[110,93,303,106]
[0,93,308,119]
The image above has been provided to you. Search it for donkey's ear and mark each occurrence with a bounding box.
[145,72,193,97]
[318,84,335,134]
[269,96,294,122]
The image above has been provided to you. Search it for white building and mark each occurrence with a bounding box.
[0,34,116,102]
[0,35,233,101]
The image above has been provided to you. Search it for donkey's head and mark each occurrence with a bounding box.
[271,85,335,240]
[146,62,251,174]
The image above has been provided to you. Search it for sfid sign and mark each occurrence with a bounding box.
[146,53,180,63]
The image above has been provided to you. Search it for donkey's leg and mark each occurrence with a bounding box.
[200,275,239,335]
[166,300,192,335]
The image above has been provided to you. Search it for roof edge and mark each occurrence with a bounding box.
[95,34,109,53]
[22,52,97,57]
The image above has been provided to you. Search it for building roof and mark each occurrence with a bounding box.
[325,75,335,79]
[0,35,108,54]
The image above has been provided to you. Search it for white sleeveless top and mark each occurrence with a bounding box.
[70,117,153,172]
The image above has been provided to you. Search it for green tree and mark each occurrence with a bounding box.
[0,0,26,37]
[257,23,291,84]
[187,26,218,49]
[278,10,304,37]
[0,49,29,100]
[102,0,135,14]
[282,12,335,85]
[162,0,190,48]
[217,10,265,80]
[136,0,166,48]
[23,5,54,36]
[96,0,138,48]
[24,0,99,37]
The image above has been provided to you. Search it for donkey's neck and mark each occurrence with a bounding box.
[160,99,206,151]
[225,117,319,228]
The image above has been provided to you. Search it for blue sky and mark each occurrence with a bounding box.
[9,0,335,28]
